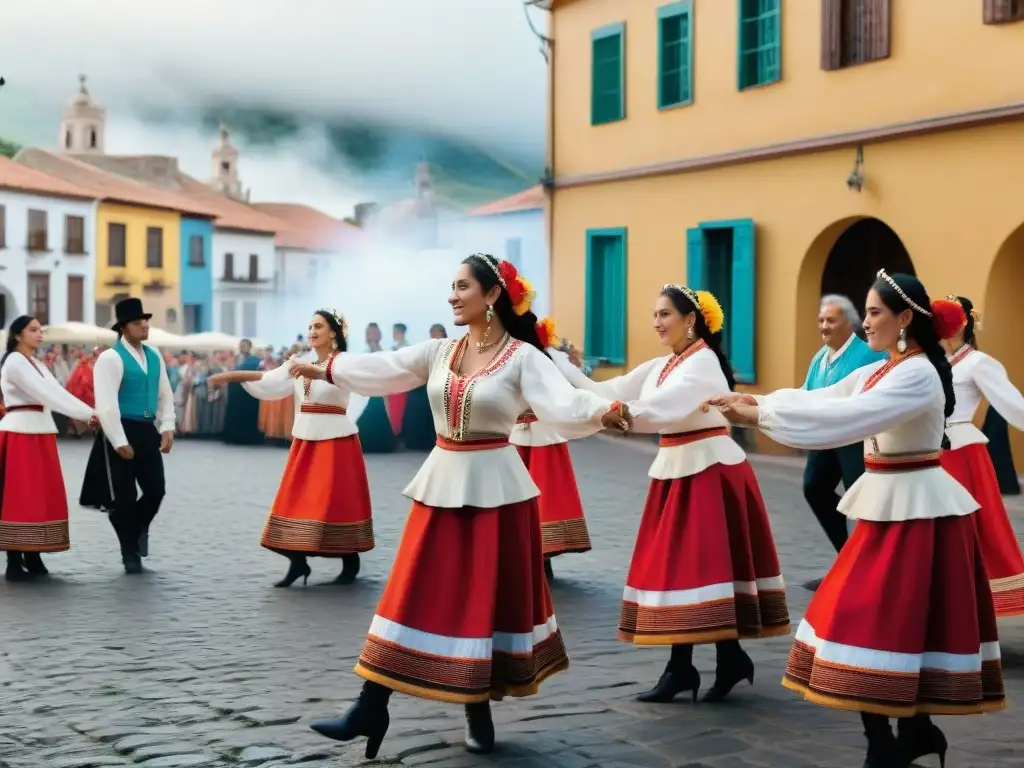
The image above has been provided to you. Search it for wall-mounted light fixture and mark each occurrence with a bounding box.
[847,145,865,192]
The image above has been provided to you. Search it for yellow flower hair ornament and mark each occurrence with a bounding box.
[536,317,560,349]
[694,291,725,335]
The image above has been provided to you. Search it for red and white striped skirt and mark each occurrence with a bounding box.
[260,427,374,556]
[941,443,1024,617]
[783,514,1006,717]
[619,458,790,645]
[0,424,70,552]
[515,439,591,557]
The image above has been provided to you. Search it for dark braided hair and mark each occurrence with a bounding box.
[953,296,978,349]
[0,315,34,372]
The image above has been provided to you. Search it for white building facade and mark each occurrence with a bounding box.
[0,188,97,328]
[211,229,277,341]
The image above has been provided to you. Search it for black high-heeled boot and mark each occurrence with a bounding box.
[23,552,49,576]
[5,551,33,582]
[702,639,755,703]
[464,701,495,754]
[636,643,701,703]
[274,556,311,588]
[310,681,392,759]
[334,554,360,584]
[860,713,901,768]
[896,714,947,768]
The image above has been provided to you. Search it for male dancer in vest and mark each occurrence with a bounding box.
[800,295,886,590]
[86,298,176,573]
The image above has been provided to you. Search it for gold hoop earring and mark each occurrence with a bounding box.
[896,327,907,354]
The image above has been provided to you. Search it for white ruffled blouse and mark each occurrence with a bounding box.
[327,336,614,508]
[945,346,1024,450]
[242,353,357,442]
[553,344,746,480]
[0,353,94,434]
[509,347,576,448]
[756,354,978,522]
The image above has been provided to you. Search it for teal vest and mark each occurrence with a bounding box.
[114,340,161,421]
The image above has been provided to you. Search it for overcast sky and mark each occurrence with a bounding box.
[0,0,549,215]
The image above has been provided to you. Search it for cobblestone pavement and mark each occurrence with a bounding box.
[2,436,1023,768]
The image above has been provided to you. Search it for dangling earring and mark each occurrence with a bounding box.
[331,337,338,351]
[478,304,494,352]
[896,327,907,354]
[686,327,694,341]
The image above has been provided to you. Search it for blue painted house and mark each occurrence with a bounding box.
[180,216,213,333]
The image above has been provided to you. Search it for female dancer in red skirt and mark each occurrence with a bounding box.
[1,315,96,581]
[553,285,790,703]
[940,295,1024,617]
[709,271,1004,768]
[209,310,373,587]
[291,254,629,758]
[510,317,591,580]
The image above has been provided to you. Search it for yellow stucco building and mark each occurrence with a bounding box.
[547,0,1024,456]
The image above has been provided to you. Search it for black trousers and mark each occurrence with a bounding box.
[90,420,166,558]
[802,444,865,553]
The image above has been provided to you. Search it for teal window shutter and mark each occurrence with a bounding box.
[730,219,756,383]
[686,226,705,289]
[585,228,628,365]
[591,23,626,125]
[658,2,693,109]
[737,0,781,90]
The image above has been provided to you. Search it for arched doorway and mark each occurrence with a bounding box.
[0,284,19,329]
[821,218,915,313]
[984,222,1024,467]
[795,217,914,383]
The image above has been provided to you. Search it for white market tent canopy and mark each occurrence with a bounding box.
[2,324,265,353]
[180,331,269,352]
[42,322,116,346]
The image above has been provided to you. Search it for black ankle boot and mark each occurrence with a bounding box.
[464,701,495,754]
[274,556,311,588]
[310,681,392,759]
[544,558,554,582]
[5,551,33,582]
[23,552,49,576]
[702,640,755,703]
[861,713,901,767]
[636,644,700,703]
[896,714,947,768]
[335,554,361,584]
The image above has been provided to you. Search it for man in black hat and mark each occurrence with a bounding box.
[81,298,176,573]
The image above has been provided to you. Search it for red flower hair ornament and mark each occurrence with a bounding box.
[930,299,967,340]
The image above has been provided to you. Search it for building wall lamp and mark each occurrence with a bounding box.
[847,145,865,192]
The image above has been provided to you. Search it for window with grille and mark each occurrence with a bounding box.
[146,227,163,268]
[27,209,48,251]
[65,215,86,253]
[658,2,693,108]
[28,273,50,326]
[591,23,626,125]
[108,222,127,267]
[738,0,781,90]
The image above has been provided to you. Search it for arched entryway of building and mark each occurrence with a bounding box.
[983,222,1024,467]
[795,217,915,382]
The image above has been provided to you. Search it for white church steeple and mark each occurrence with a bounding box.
[60,75,105,155]
[209,123,246,200]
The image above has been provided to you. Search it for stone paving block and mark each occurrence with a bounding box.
[0,439,1021,768]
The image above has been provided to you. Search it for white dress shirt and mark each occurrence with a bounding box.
[93,342,176,449]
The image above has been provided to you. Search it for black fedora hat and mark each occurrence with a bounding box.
[111,297,153,331]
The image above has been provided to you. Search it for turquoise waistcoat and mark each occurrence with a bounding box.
[114,340,161,422]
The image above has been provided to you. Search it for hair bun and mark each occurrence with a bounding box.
[930,299,967,340]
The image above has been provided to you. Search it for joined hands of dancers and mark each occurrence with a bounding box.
[701,393,758,426]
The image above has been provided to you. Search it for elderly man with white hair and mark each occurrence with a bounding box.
[800,295,886,589]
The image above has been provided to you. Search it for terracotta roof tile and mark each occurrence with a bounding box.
[14,148,220,218]
[468,185,545,217]
[174,176,280,234]
[0,156,97,200]
[252,202,365,252]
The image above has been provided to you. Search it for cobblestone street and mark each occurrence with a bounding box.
[2,436,1023,768]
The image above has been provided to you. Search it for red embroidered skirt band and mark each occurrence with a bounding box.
[658,426,729,448]
[864,452,941,473]
[435,435,509,451]
[299,403,347,415]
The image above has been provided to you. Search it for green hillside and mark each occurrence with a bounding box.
[0,138,21,159]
